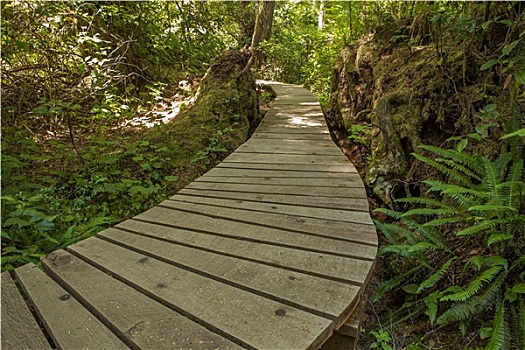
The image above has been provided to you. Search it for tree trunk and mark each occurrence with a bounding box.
[318,0,325,31]
[244,0,275,72]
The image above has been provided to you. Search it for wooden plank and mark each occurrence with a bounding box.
[15,264,127,350]
[251,132,333,140]
[222,153,349,164]
[68,237,334,350]
[159,200,378,245]
[1,271,51,350]
[95,229,361,326]
[236,142,343,156]
[195,176,364,188]
[42,249,242,350]
[187,182,367,200]
[171,194,372,223]
[254,126,330,134]
[203,167,357,178]
[216,162,358,173]
[178,188,369,211]
[129,206,376,258]
[112,219,373,285]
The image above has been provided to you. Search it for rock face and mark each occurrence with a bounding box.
[326,24,510,207]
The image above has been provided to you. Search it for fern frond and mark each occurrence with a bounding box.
[486,300,507,350]
[403,220,451,251]
[418,257,456,293]
[424,291,443,325]
[401,208,460,218]
[395,196,453,209]
[423,217,465,227]
[456,220,496,236]
[374,207,404,220]
[423,180,486,199]
[374,267,420,301]
[437,272,505,325]
[373,221,400,244]
[487,233,514,246]
[439,158,483,182]
[418,145,484,175]
[493,153,512,175]
[483,157,504,200]
[441,265,503,302]
[413,153,474,187]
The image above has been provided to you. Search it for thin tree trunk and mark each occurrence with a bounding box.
[244,0,275,72]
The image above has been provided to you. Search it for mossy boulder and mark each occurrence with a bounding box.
[326,24,510,207]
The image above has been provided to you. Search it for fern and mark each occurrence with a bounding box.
[413,152,474,187]
[417,257,456,293]
[486,300,508,350]
[441,265,503,302]
[375,267,420,301]
[418,144,484,175]
[437,273,505,325]
[395,196,454,209]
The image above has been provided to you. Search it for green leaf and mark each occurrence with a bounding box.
[480,327,493,339]
[457,138,468,152]
[500,128,525,139]
[513,283,525,294]
[403,284,420,294]
[481,59,499,71]
[164,175,180,182]
[484,104,497,112]
[487,233,514,246]
[502,40,520,56]
[2,217,31,228]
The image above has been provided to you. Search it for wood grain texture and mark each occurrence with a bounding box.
[178,188,370,211]
[128,206,377,258]
[69,237,334,350]
[15,264,127,350]
[111,220,374,285]
[1,271,51,350]
[158,200,378,245]
[216,161,358,173]
[170,194,372,223]
[42,249,241,350]
[96,228,361,324]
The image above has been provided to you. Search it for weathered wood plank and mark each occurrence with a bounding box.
[236,141,342,156]
[42,249,242,350]
[112,220,374,285]
[15,263,127,350]
[195,176,364,188]
[96,228,361,326]
[69,237,334,350]
[178,188,369,211]
[222,152,348,164]
[216,161,358,173]
[204,167,357,178]
[251,132,333,140]
[129,206,377,258]
[254,126,330,134]
[159,200,378,245]
[1,271,51,350]
[170,194,372,223]
[186,181,367,198]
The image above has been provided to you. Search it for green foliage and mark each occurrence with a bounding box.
[369,330,394,350]
[374,111,525,348]
[347,122,372,146]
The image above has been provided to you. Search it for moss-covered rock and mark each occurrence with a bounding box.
[326,23,511,206]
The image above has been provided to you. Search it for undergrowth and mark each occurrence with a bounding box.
[373,107,525,349]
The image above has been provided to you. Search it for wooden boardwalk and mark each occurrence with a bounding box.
[1,82,377,350]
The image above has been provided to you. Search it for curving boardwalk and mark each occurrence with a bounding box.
[1,82,377,350]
